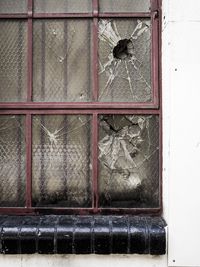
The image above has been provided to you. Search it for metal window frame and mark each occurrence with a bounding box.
[0,0,162,215]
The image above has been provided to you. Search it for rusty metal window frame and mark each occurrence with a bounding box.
[0,0,162,215]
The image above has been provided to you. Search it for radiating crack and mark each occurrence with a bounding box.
[99,19,152,102]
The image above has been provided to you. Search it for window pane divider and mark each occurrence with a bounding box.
[0,110,161,115]
[92,113,98,212]
[0,103,159,109]
[25,114,32,208]
[151,4,159,107]
[0,207,161,215]
[27,0,33,102]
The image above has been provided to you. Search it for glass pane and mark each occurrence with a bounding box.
[98,115,159,208]
[33,19,92,102]
[98,19,152,102]
[0,0,27,13]
[34,0,92,13]
[0,115,26,207]
[99,0,151,13]
[0,20,27,102]
[32,115,92,207]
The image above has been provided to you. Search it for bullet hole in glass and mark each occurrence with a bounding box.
[113,39,134,60]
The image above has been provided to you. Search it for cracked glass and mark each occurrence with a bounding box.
[0,115,26,207]
[33,19,93,102]
[98,115,159,208]
[32,115,92,207]
[98,19,152,102]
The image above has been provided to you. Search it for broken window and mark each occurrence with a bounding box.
[0,0,161,214]
[99,115,159,208]
[99,19,152,102]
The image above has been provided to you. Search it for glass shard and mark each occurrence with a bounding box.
[98,19,152,102]
[98,115,159,208]
[32,115,92,207]
[0,20,27,102]
[0,115,26,207]
[33,19,92,102]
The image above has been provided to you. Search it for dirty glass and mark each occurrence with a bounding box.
[0,0,27,13]
[34,0,92,13]
[32,115,92,207]
[98,115,159,208]
[99,0,151,13]
[0,20,27,102]
[33,19,93,102]
[98,19,152,102]
[0,115,26,207]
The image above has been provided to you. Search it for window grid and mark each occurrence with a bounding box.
[0,0,161,215]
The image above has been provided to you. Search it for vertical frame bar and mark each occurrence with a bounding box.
[25,114,32,207]
[158,0,162,212]
[152,0,162,210]
[92,113,98,212]
[92,0,99,101]
[151,0,159,106]
[27,0,33,101]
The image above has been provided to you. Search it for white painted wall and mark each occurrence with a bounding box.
[166,0,200,266]
[1,0,200,266]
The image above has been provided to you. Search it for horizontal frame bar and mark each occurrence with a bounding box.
[0,14,28,18]
[0,12,151,19]
[0,207,161,215]
[0,102,159,109]
[0,109,161,115]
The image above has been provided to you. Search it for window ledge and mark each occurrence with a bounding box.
[0,215,166,255]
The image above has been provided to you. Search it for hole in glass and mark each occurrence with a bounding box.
[113,39,134,60]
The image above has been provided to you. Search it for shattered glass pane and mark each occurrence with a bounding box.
[32,115,92,207]
[0,0,27,13]
[33,19,92,102]
[34,0,92,13]
[98,115,159,208]
[99,19,152,102]
[0,115,26,207]
[99,0,151,13]
[0,20,27,102]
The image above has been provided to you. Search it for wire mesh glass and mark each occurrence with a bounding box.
[34,0,92,13]
[99,0,151,13]
[0,20,27,102]
[0,115,26,207]
[98,19,152,102]
[98,114,159,208]
[0,0,27,13]
[32,115,92,207]
[33,19,93,102]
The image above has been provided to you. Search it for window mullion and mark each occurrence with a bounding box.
[92,113,99,212]
[92,0,99,101]
[25,113,32,208]
[27,0,33,101]
[151,0,159,106]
